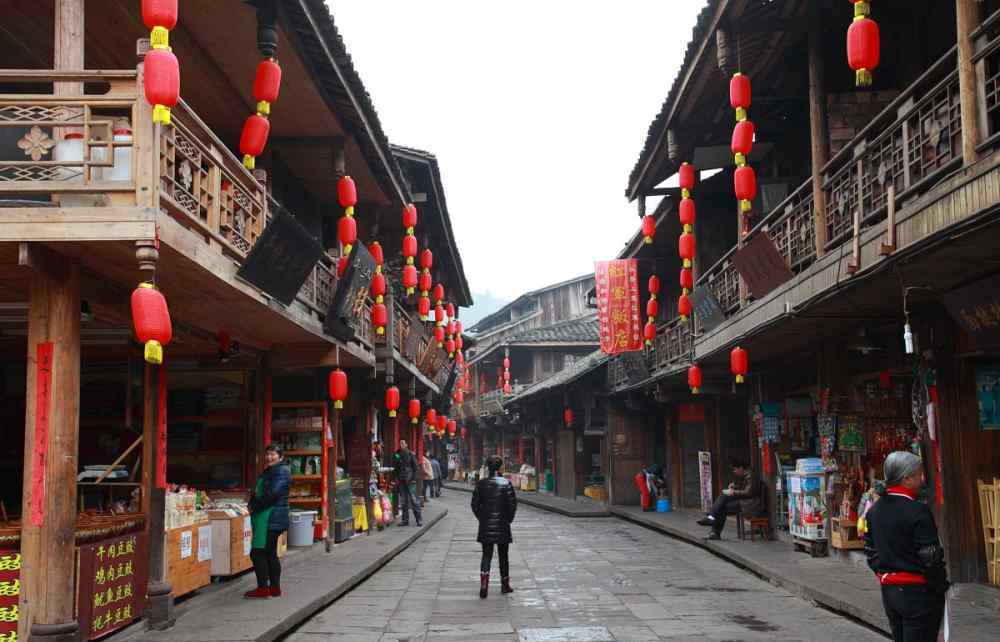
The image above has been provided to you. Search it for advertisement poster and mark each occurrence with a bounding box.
[77,533,149,639]
[975,365,1000,430]
[698,451,713,513]
[197,525,212,563]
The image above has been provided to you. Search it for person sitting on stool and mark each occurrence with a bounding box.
[697,458,763,540]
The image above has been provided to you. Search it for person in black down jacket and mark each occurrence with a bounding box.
[471,455,517,598]
[245,444,291,598]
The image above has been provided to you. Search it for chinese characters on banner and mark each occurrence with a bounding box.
[594,260,642,355]
[77,533,148,640]
[32,342,54,527]
[0,550,20,641]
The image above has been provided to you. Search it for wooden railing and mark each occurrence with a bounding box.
[647,317,692,372]
[296,254,338,315]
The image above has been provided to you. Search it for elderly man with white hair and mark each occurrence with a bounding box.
[863,451,949,642]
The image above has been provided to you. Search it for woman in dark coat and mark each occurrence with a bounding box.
[471,455,517,598]
[245,444,291,598]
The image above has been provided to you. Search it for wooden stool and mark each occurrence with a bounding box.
[741,515,770,541]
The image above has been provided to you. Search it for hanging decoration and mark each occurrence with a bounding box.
[678,161,697,323]
[402,204,418,294]
[419,248,433,320]
[436,414,446,437]
[730,73,756,219]
[131,282,173,364]
[688,364,703,394]
[447,419,457,437]
[142,0,180,125]
[730,346,748,384]
[239,56,281,170]
[369,241,387,336]
[329,369,348,409]
[425,408,437,429]
[644,274,660,346]
[502,352,512,396]
[848,1,880,87]
[678,292,693,323]
[641,213,656,245]
[564,407,574,427]
[595,259,643,355]
[337,175,358,261]
[385,386,400,417]
[409,398,421,424]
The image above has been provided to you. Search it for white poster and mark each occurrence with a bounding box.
[197,525,212,562]
[179,530,193,559]
[243,516,252,556]
[698,451,713,513]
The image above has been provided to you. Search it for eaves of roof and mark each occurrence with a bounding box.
[469,273,595,333]
[508,350,609,405]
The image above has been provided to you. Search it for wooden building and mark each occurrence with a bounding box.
[0,1,468,639]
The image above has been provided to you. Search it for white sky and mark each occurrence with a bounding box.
[330,1,704,301]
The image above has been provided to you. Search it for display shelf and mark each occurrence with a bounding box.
[267,401,330,540]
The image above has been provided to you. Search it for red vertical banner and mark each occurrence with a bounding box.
[595,260,642,354]
[31,342,54,527]
[156,364,167,489]
[263,375,273,448]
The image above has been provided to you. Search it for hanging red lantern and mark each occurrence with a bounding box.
[879,370,892,390]
[688,364,703,394]
[648,275,661,296]
[142,0,178,34]
[680,268,694,294]
[679,198,696,233]
[370,272,386,301]
[368,241,384,268]
[372,303,387,335]
[409,398,421,424]
[503,357,511,370]
[646,298,659,319]
[730,72,752,122]
[337,175,357,209]
[328,369,348,409]
[418,271,433,296]
[434,304,445,326]
[436,415,447,435]
[679,232,695,268]
[426,408,437,428]
[679,162,696,196]
[731,346,748,384]
[403,235,418,262]
[731,120,755,166]
[564,408,574,427]
[447,420,457,436]
[131,282,173,364]
[641,215,656,244]
[848,3,880,87]
[434,325,446,346]
[503,382,512,395]
[420,248,434,271]
[503,370,511,382]
[418,296,431,319]
[455,320,464,335]
[678,293,692,322]
[456,350,465,366]
[446,303,456,321]
[238,114,270,170]
[385,386,400,417]
[433,283,445,304]
[456,336,464,351]
[447,320,457,338]
[403,203,418,231]
[644,321,656,344]
[734,165,757,213]
[403,264,418,294]
[454,390,464,406]
[143,48,180,126]
[253,59,282,115]
[337,213,357,254]
[445,338,456,357]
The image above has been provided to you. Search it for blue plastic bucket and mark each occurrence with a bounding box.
[656,498,671,513]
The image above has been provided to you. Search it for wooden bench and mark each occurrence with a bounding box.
[739,514,771,541]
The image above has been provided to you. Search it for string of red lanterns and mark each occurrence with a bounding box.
[419,248,433,320]
[644,275,660,346]
[131,282,173,364]
[502,352,512,396]
[402,204,419,295]
[369,241,387,335]
[141,0,180,125]
[730,73,757,223]
[240,56,281,170]
[336,175,357,277]
[678,162,696,323]
[848,1,880,87]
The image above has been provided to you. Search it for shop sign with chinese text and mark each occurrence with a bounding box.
[0,549,19,640]
[77,533,148,640]
[595,260,642,355]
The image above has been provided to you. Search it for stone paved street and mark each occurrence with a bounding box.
[283,493,887,642]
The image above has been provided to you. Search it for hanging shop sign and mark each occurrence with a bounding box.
[688,287,725,333]
[77,533,149,640]
[237,207,324,305]
[974,364,1000,430]
[731,232,794,299]
[942,274,1000,349]
[595,259,642,355]
[325,242,376,342]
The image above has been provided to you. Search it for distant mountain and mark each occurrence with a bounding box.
[460,291,509,328]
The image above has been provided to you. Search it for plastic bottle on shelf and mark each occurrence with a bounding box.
[106,118,133,182]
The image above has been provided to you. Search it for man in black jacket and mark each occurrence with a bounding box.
[471,456,517,598]
[697,458,763,540]
[864,451,948,642]
[394,440,422,527]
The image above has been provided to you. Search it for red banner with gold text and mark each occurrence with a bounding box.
[595,260,642,354]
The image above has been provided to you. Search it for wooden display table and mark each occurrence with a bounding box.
[208,509,252,577]
[166,521,212,597]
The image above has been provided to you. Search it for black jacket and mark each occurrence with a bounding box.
[864,493,949,594]
[471,474,517,544]
[249,461,291,532]
[394,448,418,483]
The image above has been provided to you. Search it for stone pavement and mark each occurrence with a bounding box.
[115,503,448,642]
[443,481,610,517]
[613,504,1000,641]
[284,493,887,641]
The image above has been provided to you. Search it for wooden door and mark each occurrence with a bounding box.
[557,430,576,499]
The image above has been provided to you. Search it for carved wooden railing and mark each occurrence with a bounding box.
[647,317,692,372]
[296,254,337,315]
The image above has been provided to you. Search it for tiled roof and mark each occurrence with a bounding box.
[509,315,599,345]
[469,274,594,334]
[509,349,609,404]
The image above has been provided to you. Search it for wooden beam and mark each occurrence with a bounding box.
[957,0,983,166]
[808,5,830,257]
[18,243,80,641]
[880,184,897,256]
[53,0,84,97]
[0,207,156,242]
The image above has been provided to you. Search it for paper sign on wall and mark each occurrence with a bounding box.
[243,517,252,556]
[698,451,713,513]
[197,525,212,562]
[179,530,192,559]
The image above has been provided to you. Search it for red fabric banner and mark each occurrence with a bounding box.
[156,364,167,489]
[31,342,54,527]
[595,260,642,354]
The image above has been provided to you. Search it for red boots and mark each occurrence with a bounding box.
[243,587,270,599]
[479,572,490,599]
[501,577,514,594]
[270,587,282,597]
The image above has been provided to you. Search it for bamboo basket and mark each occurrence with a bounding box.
[978,478,999,586]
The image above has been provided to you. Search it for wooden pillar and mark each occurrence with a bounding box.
[54,0,84,97]
[957,0,983,166]
[18,244,80,642]
[808,6,830,256]
[143,363,174,629]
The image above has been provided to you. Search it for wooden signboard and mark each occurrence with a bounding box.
[77,533,149,640]
[237,208,325,305]
[324,243,376,342]
[403,317,425,361]
[732,232,794,299]
[621,351,649,386]
[689,287,726,332]
[0,549,20,640]
[943,274,1000,349]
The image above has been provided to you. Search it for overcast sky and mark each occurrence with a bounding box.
[331,1,703,303]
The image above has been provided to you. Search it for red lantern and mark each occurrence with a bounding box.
[434,325,446,346]
[418,296,431,319]
[337,175,357,209]
[680,268,694,293]
[445,338,456,357]
[420,249,434,271]
[503,370,510,382]
[372,303,387,335]
[403,264,418,294]
[131,282,173,364]
[730,73,751,121]
[368,241,384,268]
[370,272,386,300]
[385,386,400,417]
[644,321,656,345]
[418,271,432,295]
[446,321,457,338]
[454,390,464,406]
[239,114,270,170]
[328,369,348,409]
[688,364,703,394]
[409,398,421,424]
[437,415,447,434]
[455,321,464,336]
[879,370,892,390]
[734,165,757,213]
[446,303,456,321]
[426,408,437,427]
[447,420,457,436]
[337,214,357,252]
[456,350,465,366]
[678,293,692,321]
[648,275,661,296]
[731,120,755,165]
[503,382,512,395]
[503,357,511,370]
[679,162,696,194]
[403,235,418,260]
[848,14,880,87]
[641,215,656,244]
[731,346,748,384]
[253,59,282,114]
[403,203,418,230]
[337,255,349,278]
[433,283,445,304]
[679,198,696,233]
[679,232,695,268]
[143,48,180,125]
[142,0,178,31]
[646,298,659,319]
[564,408,574,427]
[456,336,464,351]
[434,304,445,326]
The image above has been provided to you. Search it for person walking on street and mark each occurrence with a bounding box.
[394,440,422,526]
[245,444,290,598]
[697,458,763,540]
[421,453,435,502]
[431,454,443,497]
[864,451,948,642]
[471,455,517,599]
